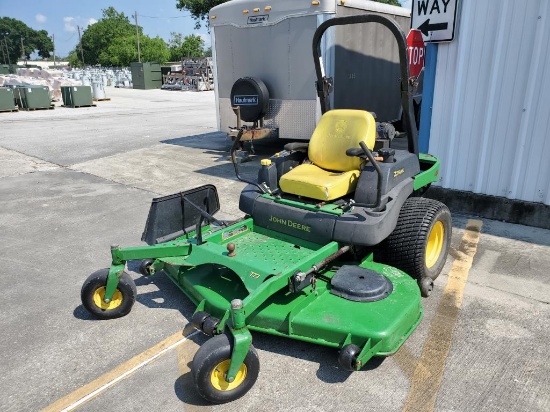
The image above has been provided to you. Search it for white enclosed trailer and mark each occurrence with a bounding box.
[210,0,411,140]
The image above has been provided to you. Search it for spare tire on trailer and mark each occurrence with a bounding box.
[230,77,270,122]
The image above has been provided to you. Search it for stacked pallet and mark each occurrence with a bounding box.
[0,68,80,101]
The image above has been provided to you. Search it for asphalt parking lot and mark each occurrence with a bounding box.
[1,87,549,412]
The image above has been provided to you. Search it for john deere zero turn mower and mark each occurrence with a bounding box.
[81,15,451,403]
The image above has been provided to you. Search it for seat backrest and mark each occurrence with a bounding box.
[308,109,376,172]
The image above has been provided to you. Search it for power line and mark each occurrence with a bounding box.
[137,13,191,19]
[64,32,76,42]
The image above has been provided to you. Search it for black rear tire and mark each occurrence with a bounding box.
[378,197,451,281]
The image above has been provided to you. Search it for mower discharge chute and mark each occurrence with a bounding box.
[81,14,451,404]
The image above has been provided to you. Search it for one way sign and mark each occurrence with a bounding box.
[411,0,460,43]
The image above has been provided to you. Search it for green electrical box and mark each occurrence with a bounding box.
[131,62,162,89]
[15,85,51,110]
[0,64,9,75]
[0,87,17,112]
[61,86,93,107]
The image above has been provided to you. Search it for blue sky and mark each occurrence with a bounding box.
[0,0,209,58]
[0,0,412,59]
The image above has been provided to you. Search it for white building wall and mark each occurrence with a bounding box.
[429,0,550,205]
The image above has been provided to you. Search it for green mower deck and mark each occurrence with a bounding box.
[106,217,423,367]
[161,221,422,362]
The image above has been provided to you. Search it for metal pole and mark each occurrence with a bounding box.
[4,37,11,65]
[52,34,56,68]
[77,25,85,66]
[20,36,26,65]
[418,43,438,154]
[134,11,141,63]
[1,37,5,64]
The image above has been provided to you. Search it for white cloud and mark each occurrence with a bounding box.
[64,16,76,32]
[35,14,47,23]
[64,16,97,32]
[401,0,413,9]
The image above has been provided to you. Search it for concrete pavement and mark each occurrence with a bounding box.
[0,87,548,412]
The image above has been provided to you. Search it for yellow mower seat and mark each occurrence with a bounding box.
[279,109,376,201]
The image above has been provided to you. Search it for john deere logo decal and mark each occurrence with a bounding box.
[233,95,258,105]
[268,216,311,232]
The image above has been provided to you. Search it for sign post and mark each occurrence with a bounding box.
[411,1,460,153]
[411,0,459,43]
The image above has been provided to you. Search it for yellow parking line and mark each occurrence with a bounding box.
[43,329,199,412]
[176,334,213,411]
[402,219,483,412]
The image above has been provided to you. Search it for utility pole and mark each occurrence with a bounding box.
[52,34,56,68]
[20,36,26,65]
[1,38,5,64]
[4,37,11,65]
[134,11,141,62]
[77,25,85,66]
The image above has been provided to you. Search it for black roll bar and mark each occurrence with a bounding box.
[312,14,419,157]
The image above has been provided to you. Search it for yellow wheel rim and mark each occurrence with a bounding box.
[426,221,445,269]
[210,359,247,391]
[92,287,123,310]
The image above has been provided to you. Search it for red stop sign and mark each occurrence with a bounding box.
[407,29,425,78]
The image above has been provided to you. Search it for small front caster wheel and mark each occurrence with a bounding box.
[419,277,434,298]
[202,316,221,336]
[192,334,260,403]
[191,311,211,330]
[139,259,155,276]
[81,269,137,319]
[338,344,361,371]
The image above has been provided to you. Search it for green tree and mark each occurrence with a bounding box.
[98,34,136,66]
[78,7,135,65]
[176,0,401,29]
[70,7,169,66]
[67,50,81,67]
[175,0,228,29]
[141,36,171,63]
[168,32,184,61]
[168,32,204,60]
[0,17,53,63]
[376,0,402,5]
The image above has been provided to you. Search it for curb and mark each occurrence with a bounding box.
[425,187,550,230]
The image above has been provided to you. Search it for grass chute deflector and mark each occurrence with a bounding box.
[80,14,451,404]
